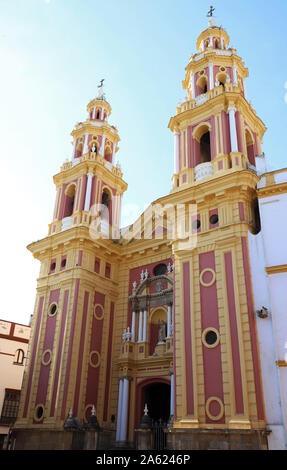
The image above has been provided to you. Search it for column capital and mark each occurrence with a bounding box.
[227,105,237,114]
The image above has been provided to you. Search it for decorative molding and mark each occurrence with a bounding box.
[199,268,216,287]
[265,265,287,275]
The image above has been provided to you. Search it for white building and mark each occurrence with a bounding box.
[249,165,287,449]
[0,319,31,449]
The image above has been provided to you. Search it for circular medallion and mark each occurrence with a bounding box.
[89,350,101,368]
[205,397,224,421]
[41,349,52,366]
[199,268,216,287]
[93,304,104,321]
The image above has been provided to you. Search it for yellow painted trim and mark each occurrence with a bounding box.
[265,265,287,275]
[258,182,287,199]
[276,360,287,367]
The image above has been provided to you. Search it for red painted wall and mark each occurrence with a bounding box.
[224,252,245,414]
[34,289,60,422]
[61,279,80,420]
[23,297,44,418]
[103,301,115,422]
[50,290,69,416]
[84,291,105,414]
[199,252,225,424]
[183,262,194,415]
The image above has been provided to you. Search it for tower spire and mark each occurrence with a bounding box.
[207,5,216,27]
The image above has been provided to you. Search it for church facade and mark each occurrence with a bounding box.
[14,17,287,450]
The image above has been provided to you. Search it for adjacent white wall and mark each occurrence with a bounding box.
[248,232,287,449]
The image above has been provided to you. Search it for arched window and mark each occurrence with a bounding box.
[100,189,112,235]
[197,75,208,95]
[63,184,76,218]
[200,132,211,163]
[214,38,221,49]
[216,72,228,90]
[75,141,83,158]
[245,129,256,166]
[14,349,25,365]
[96,109,101,120]
[104,143,112,162]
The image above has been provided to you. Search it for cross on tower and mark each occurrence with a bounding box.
[207,5,215,17]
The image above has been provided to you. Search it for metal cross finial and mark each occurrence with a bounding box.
[207,5,215,17]
[98,79,105,88]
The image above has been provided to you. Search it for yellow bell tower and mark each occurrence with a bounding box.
[166,12,268,449]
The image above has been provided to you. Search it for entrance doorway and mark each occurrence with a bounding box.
[142,382,170,422]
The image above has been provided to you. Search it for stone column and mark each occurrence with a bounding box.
[228,107,238,152]
[167,305,172,338]
[209,62,214,90]
[131,311,136,342]
[170,373,175,419]
[83,133,89,154]
[143,310,147,342]
[100,135,106,156]
[116,378,124,441]
[190,72,195,99]
[232,65,238,86]
[174,132,180,174]
[138,311,143,343]
[120,377,131,441]
[84,173,93,211]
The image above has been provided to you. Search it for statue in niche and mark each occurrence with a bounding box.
[157,320,166,344]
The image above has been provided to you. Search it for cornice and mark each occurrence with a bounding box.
[257,181,287,199]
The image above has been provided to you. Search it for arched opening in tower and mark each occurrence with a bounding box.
[200,131,211,163]
[245,129,256,166]
[63,184,76,218]
[100,189,112,235]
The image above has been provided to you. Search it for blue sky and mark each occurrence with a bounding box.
[0,0,287,325]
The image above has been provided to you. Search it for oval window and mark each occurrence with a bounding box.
[210,214,219,225]
[153,264,167,276]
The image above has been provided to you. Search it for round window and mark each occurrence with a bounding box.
[49,303,57,317]
[35,405,44,421]
[210,214,219,225]
[192,219,201,230]
[202,328,220,348]
[205,330,218,345]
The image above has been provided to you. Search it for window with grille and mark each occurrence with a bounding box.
[0,389,21,425]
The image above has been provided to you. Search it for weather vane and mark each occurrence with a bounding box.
[98,79,105,88]
[207,5,215,17]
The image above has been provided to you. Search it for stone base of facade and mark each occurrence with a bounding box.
[13,428,116,451]
[166,427,269,450]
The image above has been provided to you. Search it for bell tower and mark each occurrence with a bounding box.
[50,81,127,238]
[15,85,127,442]
[167,12,268,449]
[170,14,267,190]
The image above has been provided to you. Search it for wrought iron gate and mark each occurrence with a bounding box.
[151,419,167,450]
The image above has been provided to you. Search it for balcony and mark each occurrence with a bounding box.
[195,162,214,181]
[60,152,122,178]
[176,83,239,115]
